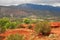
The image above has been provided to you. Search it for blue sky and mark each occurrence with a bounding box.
[0,0,60,7]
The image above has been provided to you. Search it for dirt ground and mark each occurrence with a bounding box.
[0,27,60,40]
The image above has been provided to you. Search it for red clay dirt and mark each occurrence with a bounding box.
[50,22,60,28]
[0,27,60,40]
[0,28,35,40]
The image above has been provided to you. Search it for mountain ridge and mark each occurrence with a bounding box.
[0,3,60,17]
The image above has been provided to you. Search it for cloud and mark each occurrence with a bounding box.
[30,0,60,7]
[0,0,60,7]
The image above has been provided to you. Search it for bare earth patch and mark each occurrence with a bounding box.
[0,27,60,40]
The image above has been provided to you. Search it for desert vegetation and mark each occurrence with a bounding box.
[0,17,60,40]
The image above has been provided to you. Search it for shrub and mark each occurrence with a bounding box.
[0,25,6,33]
[6,33,25,40]
[28,24,35,30]
[34,20,51,36]
[28,24,33,29]
[23,18,30,24]
[0,17,9,33]
[5,22,17,29]
[0,17,9,26]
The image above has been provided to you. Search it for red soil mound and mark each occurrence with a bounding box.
[0,28,35,40]
[0,28,35,37]
[50,22,60,28]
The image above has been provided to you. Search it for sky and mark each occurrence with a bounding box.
[0,0,60,7]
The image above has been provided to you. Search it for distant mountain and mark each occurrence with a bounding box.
[0,3,60,18]
[16,4,60,12]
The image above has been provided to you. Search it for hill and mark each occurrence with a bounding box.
[0,3,60,18]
